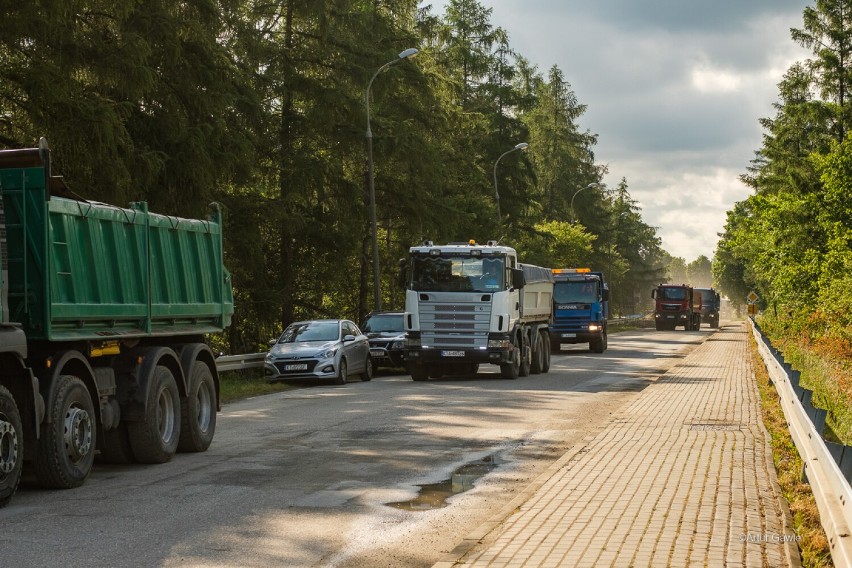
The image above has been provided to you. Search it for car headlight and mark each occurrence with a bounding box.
[317,348,337,359]
[391,341,404,350]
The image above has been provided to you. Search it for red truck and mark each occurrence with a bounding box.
[652,284,701,331]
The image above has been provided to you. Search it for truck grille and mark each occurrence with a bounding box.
[418,295,491,349]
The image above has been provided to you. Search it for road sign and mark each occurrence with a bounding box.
[747,291,758,303]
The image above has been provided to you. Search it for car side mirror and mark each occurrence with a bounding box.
[343,334,356,342]
[511,268,526,290]
[267,338,277,347]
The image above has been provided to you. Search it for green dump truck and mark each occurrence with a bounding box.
[0,140,233,507]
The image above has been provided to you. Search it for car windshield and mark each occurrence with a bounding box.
[278,322,339,343]
[411,255,505,292]
[362,314,404,333]
[554,280,598,304]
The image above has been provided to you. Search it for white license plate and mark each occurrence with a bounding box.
[441,350,465,357]
[285,363,308,371]
[561,333,576,338]
[666,315,675,319]
[370,349,384,357]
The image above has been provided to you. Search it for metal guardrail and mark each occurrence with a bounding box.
[215,352,266,373]
[749,319,852,566]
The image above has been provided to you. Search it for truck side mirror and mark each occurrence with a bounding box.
[651,289,657,299]
[511,268,526,290]
[601,288,610,302]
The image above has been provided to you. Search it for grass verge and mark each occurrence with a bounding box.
[219,368,294,404]
[749,334,833,567]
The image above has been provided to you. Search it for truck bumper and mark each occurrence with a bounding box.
[403,347,511,366]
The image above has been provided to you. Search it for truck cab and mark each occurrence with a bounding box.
[652,284,701,331]
[400,240,552,380]
[694,288,721,329]
[550,269,609,353]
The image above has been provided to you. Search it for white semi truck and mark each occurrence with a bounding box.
[399,240,553,380]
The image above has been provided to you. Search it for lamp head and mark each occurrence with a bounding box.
[515,142,529,151]
[398,48,419,60]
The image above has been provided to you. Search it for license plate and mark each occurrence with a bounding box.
[370,349,384,357]
[285,363,308,371]
[561,333,576,338]
[666,315,675,319]
[441,350,465,357]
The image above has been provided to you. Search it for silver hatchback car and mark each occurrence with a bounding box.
[264,319,372,385]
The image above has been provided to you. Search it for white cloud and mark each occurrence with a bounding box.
[421,0,812,262]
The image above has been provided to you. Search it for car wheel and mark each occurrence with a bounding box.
[335,359,348,385]
[362,357,373,381]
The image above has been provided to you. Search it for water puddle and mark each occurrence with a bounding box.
[386,455,501,511]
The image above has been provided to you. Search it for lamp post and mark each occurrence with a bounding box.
[570,182,601,222]
[365,47,418,311]
[493,142,529,224]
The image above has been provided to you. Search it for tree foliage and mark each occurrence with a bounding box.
[0,0,672,349]
[716,0,852,346]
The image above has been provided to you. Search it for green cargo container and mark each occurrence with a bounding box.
[0,142,234,508]
[0,152,233,341]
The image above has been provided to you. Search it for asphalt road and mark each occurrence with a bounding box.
[0,327,711,567]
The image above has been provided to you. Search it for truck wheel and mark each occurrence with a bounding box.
[500,338,521,379]
[530,332,545,374]
[34,375,95,489]
[541,334,552,373]
[590,329,607,353]
[519,335,531,377]
[98,422,135,464]
[0,385,23,507]
[178,362,217,453]
[128,366,181,464]
[410,364,429,381]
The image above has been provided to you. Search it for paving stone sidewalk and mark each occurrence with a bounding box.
[436,321,801,568]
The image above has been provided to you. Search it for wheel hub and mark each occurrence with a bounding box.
[0,418,19,475]
[64,407,92,463]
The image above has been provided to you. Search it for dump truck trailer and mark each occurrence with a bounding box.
[0,140,233,506]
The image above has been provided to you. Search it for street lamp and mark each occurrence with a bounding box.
[493,142,529,223]
[570,182,601,222]
[365,47,418,311]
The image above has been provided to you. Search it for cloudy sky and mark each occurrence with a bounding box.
[423,0,813,261]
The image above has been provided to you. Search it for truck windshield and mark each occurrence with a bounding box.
[554,281,598,304]
[659,287,687,300]
[411,256,505,292]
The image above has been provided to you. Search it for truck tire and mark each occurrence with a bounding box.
[541,334,552,373]
[410,365,429,381]
[590,329,607,353]
[530,332,545,374]
[128,366,181,464]
[0,385,23,507]
[178,362,217,453]
[98,422,135,464]
[34,375,95,489]
[500,338,521,379]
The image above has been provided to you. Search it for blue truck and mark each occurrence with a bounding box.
[694,287,721,329]
[550,269,609,353]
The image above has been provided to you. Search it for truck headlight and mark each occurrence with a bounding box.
[488,338,510,349]
[588,324,601,332]
[404,336,421,348]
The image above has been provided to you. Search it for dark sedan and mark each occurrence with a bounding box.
[361,311,406,370]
